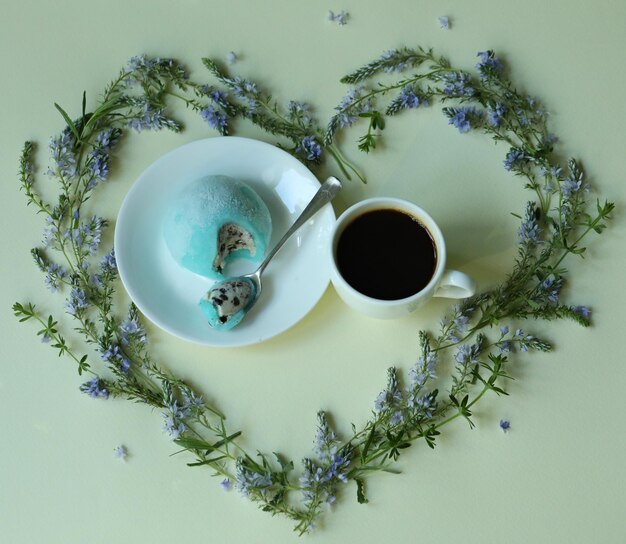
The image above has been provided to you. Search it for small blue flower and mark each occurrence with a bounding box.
[487,102,507,127]
[441,72,475,97]
[120,317,147,346]
[454,343,480,365]
[409,350,437,388]
[87,149,110,182]
[498,340,512,353]
[374,368,403,414]
[48,129,77,178]
[334,86,373,128]
[390,410,404,426]
[408,392,436,419]
[380,50,410,73]
[100,250,117,273]
[518,201,541,245]
[200,105,228,133]
[80,377,109,399]
[571,305,591,322]
[43,263,67,292]
[113,445,128,460]
[326,451,351,483]
[562,172,586,198]
[101,343,122,362]
[226,51,238,65]
[162,414,186,440]
[313,412,338,462]
[447,106,482,134]
[476,50,502,78]
[128,101,180,132]
[65,287,88,316]
[499,419,511,433]
[438,16,450,29]
[296,136,322,163]
[538,274,563,304]
[503,147,528,172]
[235,459,273,497]
[327,10,349,25]
[397,85,425,110]
[95,128,121,152]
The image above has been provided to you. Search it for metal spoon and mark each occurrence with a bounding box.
[199,176,343,330]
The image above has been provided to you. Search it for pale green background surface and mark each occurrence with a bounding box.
[1,1,625,542]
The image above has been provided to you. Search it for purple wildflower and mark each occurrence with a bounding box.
[571,305,591,322]
[87,149,110,182]
[476,50,502,78]
[334,86,373,128]
[454,343,481,365]
[327,10,349,25]
[487,102,507,127]
[100,250,117,273]
[442,72,475,97]
[397,85,425,110]
[296,136,322,162]
[128,101,179,132]
[518,201,541,245]
[374,368,403,414]
[226,51,238,65]
[48,129,77,178]
[562,171,586,198]
[499,419,510,433]
[80,377,109,399]
[380,50,410,73]
[43,263,67,292]
[200,105,228,132]
[120,317,147,346]
[95,128,121,152]
[65,287,88,316]
[503,147,528,171]
[447,106,482,133]
[113,445,128,460]
[313,412,338,461]
[538,275,563,304]
[235,459,273,497]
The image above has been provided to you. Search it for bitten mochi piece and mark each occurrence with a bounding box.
[163,175,272,279]
[198,277,257,330]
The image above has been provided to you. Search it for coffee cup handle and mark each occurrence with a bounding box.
[434,270,476,299]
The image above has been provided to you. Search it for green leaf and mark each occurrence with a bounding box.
[273,452,294,473]
[187,455,228,467]
[355,478,369,504]
[380,467,402,474]
[360,424,377,463]
[54,102,81,142]
[211,431,242,450]
[174,437,213,450]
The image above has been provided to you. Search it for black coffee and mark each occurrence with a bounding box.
[336,209,437,300]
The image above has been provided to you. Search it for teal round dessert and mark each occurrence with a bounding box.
[163,175,272,280]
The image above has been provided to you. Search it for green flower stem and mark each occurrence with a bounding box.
[325,143,367,183]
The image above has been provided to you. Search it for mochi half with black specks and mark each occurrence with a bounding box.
[163,175,272,279]
[198,277,257,330]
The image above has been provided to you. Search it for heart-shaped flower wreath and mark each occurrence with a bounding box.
[14,47,613,535]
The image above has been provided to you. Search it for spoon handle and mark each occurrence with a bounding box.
[258,176,342,275]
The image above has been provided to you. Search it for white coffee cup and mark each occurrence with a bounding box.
[329,197,476,319]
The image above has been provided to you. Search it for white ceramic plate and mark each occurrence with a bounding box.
[115,137,335,347]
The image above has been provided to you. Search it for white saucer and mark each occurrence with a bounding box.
[114,137,335,347]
